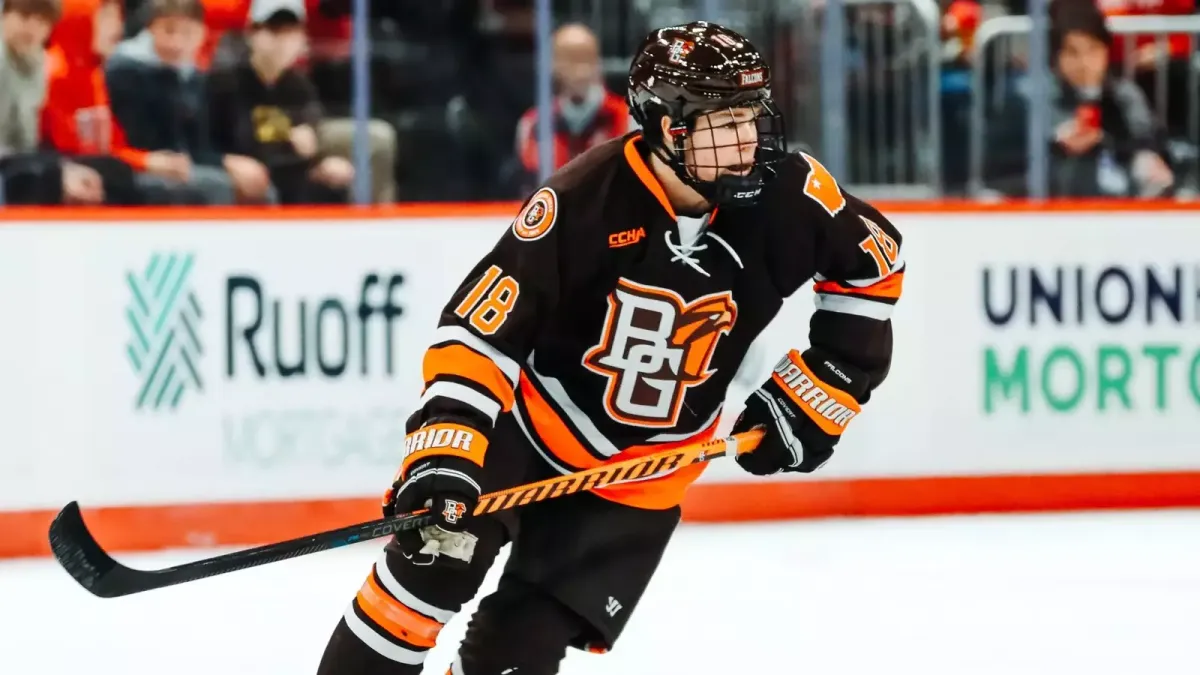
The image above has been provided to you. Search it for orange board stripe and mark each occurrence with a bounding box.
[5,472,1200,559]
[0,199,1195,223]
[681,472,1200,521]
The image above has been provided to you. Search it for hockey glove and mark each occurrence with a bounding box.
[734,348,868,475]
[383,415,489,569]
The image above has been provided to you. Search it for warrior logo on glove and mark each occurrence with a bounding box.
[400,422,488,472]
[733,348,869,476]
[770,353,861,435]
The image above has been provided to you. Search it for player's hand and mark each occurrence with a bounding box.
[383,415,489,569]
[733,348,868,476]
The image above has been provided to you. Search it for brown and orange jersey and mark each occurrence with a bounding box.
[417,132,903,509]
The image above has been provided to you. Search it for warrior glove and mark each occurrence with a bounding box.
[734,347,868,475]
[383,415,490,569]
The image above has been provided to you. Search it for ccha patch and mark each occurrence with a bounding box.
[512,187,558,241]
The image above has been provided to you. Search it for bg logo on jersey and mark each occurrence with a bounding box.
[583,278,737,428]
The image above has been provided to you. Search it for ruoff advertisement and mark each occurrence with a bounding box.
[0,213,1197,511]
[0,221,502,510]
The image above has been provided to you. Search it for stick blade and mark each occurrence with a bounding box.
[47,501,129,598]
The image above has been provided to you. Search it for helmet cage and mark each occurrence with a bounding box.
[629,79,788,206]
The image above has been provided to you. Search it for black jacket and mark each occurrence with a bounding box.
[0,152,63,204]
[206,62,325,174]
[105,32,224,167]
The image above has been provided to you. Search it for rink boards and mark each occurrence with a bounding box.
[2,203,1198,557]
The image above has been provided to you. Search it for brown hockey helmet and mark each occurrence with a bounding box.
[627,21,788,206]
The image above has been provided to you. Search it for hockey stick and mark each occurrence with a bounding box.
[48,429,764,599]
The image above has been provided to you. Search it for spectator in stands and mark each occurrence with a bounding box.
[1,0,91,203]
[1,0,147,204]
[512,22,630,192]
[105,0,273,203]
[1,0,61,159]
[41,0,194,203]
[941,0,983,67]
[1047,2,1175,196]
[1094,0,1195,139]
[302,0,395,203]
[206,0,353,203]
[199,0,395,202]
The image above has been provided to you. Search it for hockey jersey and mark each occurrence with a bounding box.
[417,132,904,510]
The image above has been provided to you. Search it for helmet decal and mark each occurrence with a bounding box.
[667,39,694,65]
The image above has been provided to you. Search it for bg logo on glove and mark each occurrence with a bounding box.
[442,499,468,525]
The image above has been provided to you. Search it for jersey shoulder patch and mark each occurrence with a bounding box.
[512,187,559,242]
[797,152,847,218]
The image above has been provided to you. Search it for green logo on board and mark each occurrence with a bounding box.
[126,253,204,410]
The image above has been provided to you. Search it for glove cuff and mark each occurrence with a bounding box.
[400,419,490,480]
[768,349,866,438]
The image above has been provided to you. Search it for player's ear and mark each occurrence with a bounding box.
[658,115,674,152]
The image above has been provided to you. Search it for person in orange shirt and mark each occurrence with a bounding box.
[41,0,199,202]
[0,0,107,204]
[513,23,632,193]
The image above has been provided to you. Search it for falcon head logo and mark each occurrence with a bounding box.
[670,295,738,384]
[583,279,738,428]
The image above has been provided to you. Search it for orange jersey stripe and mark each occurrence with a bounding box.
[518,372,606,470]
[423,344,515,412]
[814,270,904,301]
[355,572,445,648]
[623,135,676,219]
[595,422,717,510]
[517,372,718,510]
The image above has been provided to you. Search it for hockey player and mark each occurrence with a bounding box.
[316,20,903,675]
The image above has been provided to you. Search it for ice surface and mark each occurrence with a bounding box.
[3,510,1199,674]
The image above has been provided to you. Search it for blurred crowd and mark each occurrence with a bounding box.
[0,0,379,205]
[963,0,1194,197]
[0,0,1195,205]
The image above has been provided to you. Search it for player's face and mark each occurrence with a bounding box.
[684,107,759,183]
